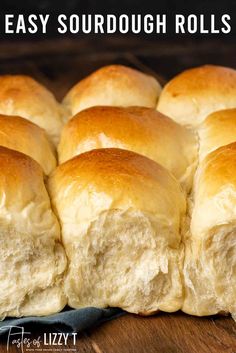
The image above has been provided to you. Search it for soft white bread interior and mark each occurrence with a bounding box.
[63,65,162,117]
[48,148,186,314]
[0,147,67,319]
[183,143,236,316]
[157,65,236,128]
[0,75,65,145]
[58,106,198,192]
[199,108,236,161]
[0,114,56,175]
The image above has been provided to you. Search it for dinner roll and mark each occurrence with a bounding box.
[0,114,56,175]
[183,143,236,316]
[48,148,186,314]
[199,108,236,161]
[0,147,67,319]
[63,65,162,117]
[157,65,236,128]
[0,75,65,144]
[58,106,198,191]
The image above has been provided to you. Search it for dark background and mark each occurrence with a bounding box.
[0,0,235,100]
[0,0,235,39]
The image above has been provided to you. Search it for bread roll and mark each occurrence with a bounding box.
[48,148,186,314]
[199,108,236,161]
[0,114,56,175]
[157,65,236,128]
[58,106,198,191]
[63,65,162,117]
[183,143,236,316]
[0,75,65,144]
[0,147,67,319]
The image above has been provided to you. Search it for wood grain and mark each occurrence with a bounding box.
[87,313,236,353]
[0,313,235,353]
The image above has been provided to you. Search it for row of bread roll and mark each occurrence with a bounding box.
[182,109,236,318]
[58,106,198,192]
[2,140,236,319]
[0,146,67,319]
[0,76,63,318]
[156,66,236,318]
[0,105,196,317]
[0,67,166,318]
[0,76,64,318]
[183,142,236,317]
[0,107,197,188]
[0,142,187,318]
[0,64,236,319]
[0,66,162,147]
[50,112,236,317]
[0,64,235,146]
[50,105,196,314]
[55,64,236,318]
[0,66,183,318]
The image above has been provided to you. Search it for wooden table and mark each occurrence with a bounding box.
[0,313,235,353]
[0,36,235,353]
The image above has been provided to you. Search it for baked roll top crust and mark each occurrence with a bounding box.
[0,114,56,175]
[0,75,65,144]
[58,106,198,191]
[63,65,162,117]
[199,108,236,161]
[157,65,236,128]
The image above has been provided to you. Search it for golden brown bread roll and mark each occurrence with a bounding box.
[157,65,236,128]
[0,75,65,144]
[63,65,162,117]
[0,147,67,319]
[183,143,236,317]
[58,106,198,191]
[48,148,186,314]
[199,108,236,161]
[0,114,56,175]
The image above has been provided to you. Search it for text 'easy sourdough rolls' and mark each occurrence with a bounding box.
[58,106,198,191]
[0,147,67,319]
[157,65,236,128]
[48,148,186,314]
[63,65,162,118]
[0,75,66,145]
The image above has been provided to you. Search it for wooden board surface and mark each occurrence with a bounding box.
[0,313,236,353]
[0,36,235,353]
